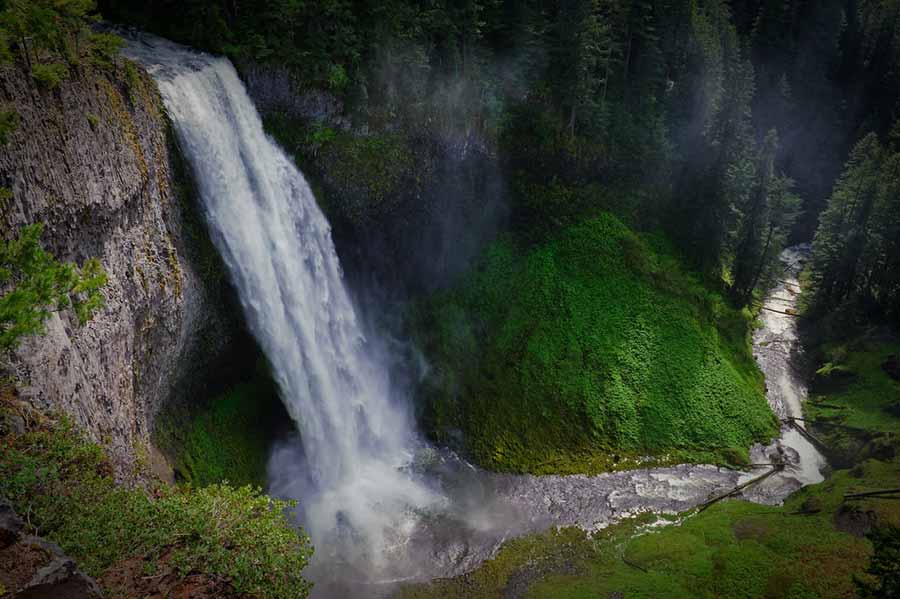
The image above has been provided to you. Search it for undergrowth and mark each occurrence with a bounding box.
[808,336,900,436]
[0,418,312,599]
[402,321,900,599]
[154,378,286,488]
[415,213,776,473]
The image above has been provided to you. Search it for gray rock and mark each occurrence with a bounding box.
[14,558,102,599]
[20,536,67,560]
[0,498,24,548]
[0,58,240,478]
[0,411,25,436]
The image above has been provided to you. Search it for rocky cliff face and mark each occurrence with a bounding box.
[237,61,508,296]
[0,58,238,478]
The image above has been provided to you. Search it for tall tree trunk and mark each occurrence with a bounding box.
[746,222,776,304]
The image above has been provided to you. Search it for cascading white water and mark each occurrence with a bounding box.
[124,36,442,578]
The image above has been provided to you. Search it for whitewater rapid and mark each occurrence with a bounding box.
[127,35,825,597]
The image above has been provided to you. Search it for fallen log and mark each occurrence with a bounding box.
[786,417,867,433]
[806,402,848,410]
[759,306,798,317]
[697,466,784,513]
[622,557,648,573]
[844,488,900,500]
[784,417,831,451]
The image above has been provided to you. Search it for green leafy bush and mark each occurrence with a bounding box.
[858,525,900,597]
[88,32,123,68]
[0,420,313,599]
[416,214,775,473]
[0,223,107,349]
[0,109,17,144]
[31,62,70,89]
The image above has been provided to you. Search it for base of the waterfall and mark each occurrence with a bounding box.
[268,441,825,599]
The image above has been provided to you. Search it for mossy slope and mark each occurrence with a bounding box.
[154,378,287,488]
[401,330,900,599]
[417,213,777,473]
[0,417,312,599]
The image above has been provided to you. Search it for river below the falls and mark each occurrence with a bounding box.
[306,245,827,597]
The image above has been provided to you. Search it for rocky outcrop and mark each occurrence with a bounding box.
[0,500,101,599]
[0,57,239,478]
[237,60,347,127]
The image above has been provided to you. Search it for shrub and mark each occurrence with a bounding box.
[0,109,17,144]
[31,62,70,90]
[0,223,107,350]
[858,524,900,598]
[88,32,124,69]
[0,420,313,599]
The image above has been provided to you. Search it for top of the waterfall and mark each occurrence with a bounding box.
[119,30,222,80]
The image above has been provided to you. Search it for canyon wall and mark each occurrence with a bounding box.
[0,58,239,477]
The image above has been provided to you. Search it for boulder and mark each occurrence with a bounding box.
[14,558,102,599]
[0,499,24,548]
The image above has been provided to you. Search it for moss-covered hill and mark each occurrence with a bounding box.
[400,339,900,599]
[415,213,778,473]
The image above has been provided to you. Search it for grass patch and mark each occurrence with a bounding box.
[414,213,776,473]
[155,378,286,488]
[807,338,900,435]
[0,418,312,599]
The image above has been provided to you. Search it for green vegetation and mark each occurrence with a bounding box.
[401,457,898,599]
[31,61,69,89]
[416,213,776,473]
[400,340,900,598]
[0,108,17,144]
[0,417,313,599]
[808,337,900,437]
[0,223,106,350]
[858,524,900,598]
[156,380,285,488]
[262,113,417,222]
[0,0,122,84]
[808,131,900,329]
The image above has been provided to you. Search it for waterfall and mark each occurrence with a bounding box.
[124,35,829,598]
[125,36,441,579]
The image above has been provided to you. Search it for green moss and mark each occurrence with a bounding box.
[31,63,70,90]
[416,214,775,473]
[808,338,900,435]
[0,419,312,599]
[0,108,17,144]
[155,380,284,488]
[262,112,418,222]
